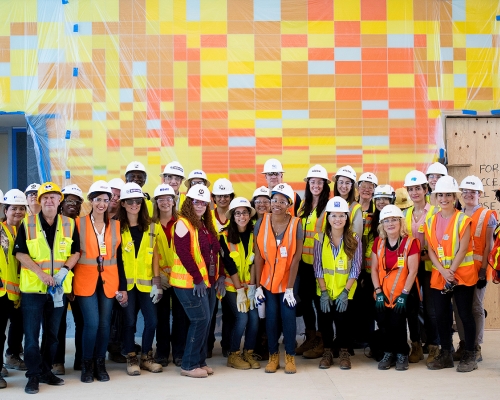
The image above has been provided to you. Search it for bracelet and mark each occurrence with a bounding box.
[402,288,409,294]
[373,286,381,292]
[63,265,70,270]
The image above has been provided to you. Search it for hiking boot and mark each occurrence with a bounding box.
[242,349,261,369]
[80,359,94,383]
[319,349,333,369]
[227,351,251,370]
[25,376,39,394]
[5,353,27,370]
[378,352,395,370]
[302,334,324,359]
[475,345,482,362]
[201,365,214,375]
[426,345,440,366]
[1,365,7,377]
[0,376,6,389]
[140,351,163,373]
[338,349,351,370]
[452,340,465,361]
[39,371,64,385]
[51,363,65,375]
[408,342,423,363]
[154,355,169,367]
[265,353,280,373]
[181,368,208,378]
[295,329,316,356]
[457,350,478,373]
[284,353,296,374]
[427,349,454,370]
[396,354,409,371]
[126,352,141,376]
[94,358,110,382]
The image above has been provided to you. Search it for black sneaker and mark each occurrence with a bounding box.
[25,376,39,394]
[378,352,395,370]
[395,354,409,371]
[174,357,182,367]
[39,371,65,386]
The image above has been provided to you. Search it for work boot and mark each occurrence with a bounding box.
[408,342,424,363]
[5,353,27,370]
[25,376,39,394]
[426,345,439,366]
[284,353,296,374]
[126,352,141,376]
[457,350,478,373]
[265,353,280,373]
[180,368,208,378]
[140,351,163,373]
[227,351,251,370]
[242,349,261,369]
[475,345,482,362]
[302,334,324,359]
[319,348,334,369]
[154,353,169,367]
[427,349,454,370]
[295,329,316,356]
[0,376,6,389]
[452,340,465,361]
[51,363,65,375]
[39,371,64,385]
[94,358,110,382]
[395,354,409,371]
[338,349,351,370]
[1,365,7,377]
[108,352,127,363]
[378,352,395,370]
[80,359,94,383]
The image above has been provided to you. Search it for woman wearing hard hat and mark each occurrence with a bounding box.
[358,172,378,270]
[295,165,331,359]
[313,197,361,369]
[184,169,211,189]
[254,183,303,374]
[251,186,271,220]
[118,182,163,376]
[425,162,448,207]
[171,184,225,378]
[452,176,497,363]
[219,197,260,370]
[0,189,28,389]
[161,161,186,210]
[24,183,41,216]
[424,176,477,372]
[107,178,125,220]
[333,166,363,239]
[371,204,420,371]
[73,181,125,383]
[488,187,500,282]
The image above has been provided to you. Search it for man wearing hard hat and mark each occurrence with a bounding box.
[160,161,186,210]
[124,161,153,216]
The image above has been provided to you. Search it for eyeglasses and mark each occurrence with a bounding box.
[192,199,208,207]
[92,198,109,204]
[125,198,143,205]
[266,172,280,177]
[337,180,352,187]
[65,199,83,206]
[215,194,231,199]
[358,183,375,190]
[254,200,271,206]
[157,197,174,203]
[164,174,182,182]
[382,218,400,224]
[234,211,250,217]
[190,180,206,187]
[271,199,289,206]
[328,213,347,220]
[427,174,442,180]
[461,190,478,195]
[26,192,37,197]
[96,256,104,273]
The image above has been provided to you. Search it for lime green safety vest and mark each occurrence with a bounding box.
[0,224,20,301]
[222,231,253,293]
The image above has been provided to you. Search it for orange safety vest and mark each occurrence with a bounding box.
[469,207,496,281]
[424,210,475,290]
[0,223,20,301]
[256,213,300,293]
[300,203,327,265]
[73,216,121,298]
[488,223,500,272]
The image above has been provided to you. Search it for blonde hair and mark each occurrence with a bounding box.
[377,217,409,239]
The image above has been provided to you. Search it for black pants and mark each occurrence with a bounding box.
[318,297,350,349]
[406,284,421,343]
[348,270,375,344]
[5,299,24,356]
[420,269,440,346]
[376,306,410,355]
[208,297,235,352]
[0,295,17,358]
[296,260,318,332]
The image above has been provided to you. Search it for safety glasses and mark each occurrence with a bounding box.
[125,198,143,205]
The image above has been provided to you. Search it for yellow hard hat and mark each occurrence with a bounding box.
[37,182,64,203]
[394,187,413,210]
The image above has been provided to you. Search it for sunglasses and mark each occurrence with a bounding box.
[125,198,143,205]
[266,172,280,177]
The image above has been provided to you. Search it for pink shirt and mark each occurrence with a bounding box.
[435,212,452,244]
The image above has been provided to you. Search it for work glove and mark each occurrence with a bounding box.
[53,268,69,286]
[236,288,248,313]
[151,276,163,304]
[160,274,171,290]
[214,276,226,298]
[335,289,349,313]
[320,290,332,313]
[48,285,64,308]
[247,284,256,310]
[375,291,389,312]
[255,286,266,306]
[283,288,296,308]
[393,292,408,314]
[476,268,487,289]
[193,281,207,297]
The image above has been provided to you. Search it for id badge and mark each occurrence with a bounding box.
[59,241,67,253]
[397,257,405,268]
[418,224,424,233]
[338,259,346,269]
[209,262,215,277]
[99,244,107,256]
[124,241,133,253]
[280,247,288,258]
[437,246,445,259]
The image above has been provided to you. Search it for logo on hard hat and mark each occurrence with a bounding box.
[30,184,36,189]
[334,201,340,207]
[127,189,142,194]
[45,184,52,190]
[277,184,284,190]
[312,169,320,173]
[172,166,183,172]
[159,187,169,192]
[194,171,202,175]
[198,188,205,195]
[2,197,5,201]
[465,181,475,185]
[134,163,139,168]
[218,185,225,190]
[411,177,417,181]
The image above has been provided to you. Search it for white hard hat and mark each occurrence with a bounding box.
[25,183,40,193]
[380,204,404,221]
[125,161,147,174]
[271,183,295,205]
[212,178,234,195]
[334,165,357,182]
[426,162,448,177]
[108,178,125,190]
[88,180,112,197]
[358,172,378,186]
[120,182,145,200]
[325,196,349,213]
[184,169,211,188]
[61,184,84,201]
[434,175,460,193]
[373,184,395,199]
[404,170,428,187]
[304,164,331,183]
[261,158,285,174]
[252,186,271,199]
[186,184,211,203]
[226,197,256,219]
[459,175,484,193]
[160,161,185,178]
[3,189,28,206]
[154,183,176,199]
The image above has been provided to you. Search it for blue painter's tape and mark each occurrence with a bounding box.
[65,171,70,179]
[439,148,445,159]
[65,130,71,139]
[496,15,500,21]
[73,24,78,32]
[62,0,69,4]
[73,67,78,77]
[462,109,477,115]
[491,109,500,115]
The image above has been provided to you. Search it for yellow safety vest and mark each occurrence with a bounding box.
[177,193,186,211]
[0,224,20,301]
[349,202,362,225]
[222,231,253,293]
[146,198,153,217]
[211,209,229,236]
[301,204,327,264]
[157,222,175,282]
[20,214,75,294]
[362,206,375,273]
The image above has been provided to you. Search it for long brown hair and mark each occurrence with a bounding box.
[151,198,178,224]
[298,178,330,218]
[119,199,151,233]
[88,192,111,228]
[222,209,255,245]
[333,176,356,204]
[180,197,218,237]
[324,212,358,260]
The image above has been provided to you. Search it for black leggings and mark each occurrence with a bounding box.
[296,260,318,331]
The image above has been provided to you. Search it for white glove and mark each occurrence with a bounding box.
[160,274,171,290]
[53,268,69,286]
[151,276,163,304]
[255,286,266,306]
[247,284,256,310]
[236,288,248,313]
[283,288,296,308]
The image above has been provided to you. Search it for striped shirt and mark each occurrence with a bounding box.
[313,234,362,280]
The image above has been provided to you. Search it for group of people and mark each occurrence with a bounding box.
[1,157,500,395]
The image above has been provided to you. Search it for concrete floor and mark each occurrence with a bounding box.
[2,330,500,400]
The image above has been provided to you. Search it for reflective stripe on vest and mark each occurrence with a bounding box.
[0,223,20,301]
[404,205,438,271]
[471,208,490,263]
[223,232,253,293]
[77,217,118,266]
[349,202,361,224]
[301,207,326,264]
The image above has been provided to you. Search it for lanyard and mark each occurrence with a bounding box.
[201,223,216,276]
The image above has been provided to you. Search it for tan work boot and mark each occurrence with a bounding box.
[302,334,324,359]
[265,353,280,373]
[5,354,27,371]
[284,353,296,374]
[126,352,141,376]
[319,349,333,369]
[295,329,316,355]
[426,345,439,366]
[242,349,261,369]
[453,340,465,361]
[140,351,163,373]
[227,351,251,370]
[409,341,424,363]
[338,349,351,370]
[475,345,482,362]
[51,363,65,375]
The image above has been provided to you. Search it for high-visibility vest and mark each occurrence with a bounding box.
[348,202,362,225]
[170,217,211,289]
[488,223,500,271]
[222,231,253,293]
[73,216,121,298]
[469,207,497,280]
[146,198,153,217]
[362,205,375,272]
[300,204,327,264]
[0,223,20,301]
[20,214,75,294]
[256,213,300,293]
[176,193,186,211]
[314,233,357,300]
[121,222,159,292]
[157,220,176,283]
[376,236,417,308]
[403,205,439,272]
[424,210,475,289]
[211,209,229,236]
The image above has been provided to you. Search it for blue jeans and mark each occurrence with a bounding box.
[223,291,259,352]
[123,287,158,354]
[22,293,66,377]
[174,286,216,370]
[77,280,114,360]
[264,288,296,355]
